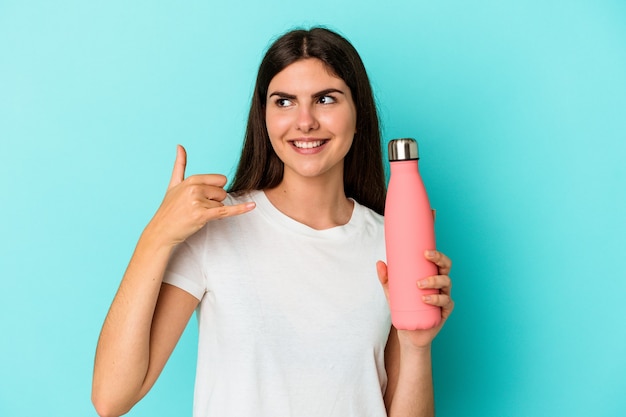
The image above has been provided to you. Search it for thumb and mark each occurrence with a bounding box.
[376,261,390,302]
[168,145,187,189]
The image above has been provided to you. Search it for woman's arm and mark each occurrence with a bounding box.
[92,239,198,417]
[91,146,255,417]
[378,250,454,417]
[383,327,435,416]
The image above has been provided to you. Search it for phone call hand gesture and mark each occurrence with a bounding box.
[145,145,255,248]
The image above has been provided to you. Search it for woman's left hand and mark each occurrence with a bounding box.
[376,250,454,349]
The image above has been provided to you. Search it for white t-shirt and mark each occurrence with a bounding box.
[164,190,391,417]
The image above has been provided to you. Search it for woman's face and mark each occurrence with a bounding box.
[265,58,357,184]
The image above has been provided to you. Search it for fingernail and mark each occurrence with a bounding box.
[425,250,436,258]
[423,295,432,302]
[418,279,428,288]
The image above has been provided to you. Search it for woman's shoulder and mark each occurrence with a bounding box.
[225,189,260,205]
[353,199,384,230]
[181,190,260,247]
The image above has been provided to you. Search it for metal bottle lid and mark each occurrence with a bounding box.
[388,138,418,161]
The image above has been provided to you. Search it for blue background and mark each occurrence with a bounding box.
[1,1,625,416]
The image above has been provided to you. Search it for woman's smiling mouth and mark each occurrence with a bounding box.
[292,140,328,149]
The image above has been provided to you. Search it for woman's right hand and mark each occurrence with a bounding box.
[145,145,255,247]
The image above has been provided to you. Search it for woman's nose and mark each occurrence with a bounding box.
[296,105,319,132]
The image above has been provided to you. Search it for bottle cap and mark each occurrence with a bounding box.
[388,138,418,161]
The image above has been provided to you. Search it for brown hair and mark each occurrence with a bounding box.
[228,27,386,215]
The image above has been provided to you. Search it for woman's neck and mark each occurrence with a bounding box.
[264,175,354,230]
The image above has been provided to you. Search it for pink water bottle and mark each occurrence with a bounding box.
[385,138,441,330]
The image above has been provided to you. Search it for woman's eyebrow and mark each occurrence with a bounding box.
[312,88,345,98]
[268,88,346,99]
[268,91,296,99]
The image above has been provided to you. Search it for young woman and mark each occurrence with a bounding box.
[92,27,454,417]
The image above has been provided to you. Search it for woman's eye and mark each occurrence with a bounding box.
[318,95,336,104]
[276,98,292,107]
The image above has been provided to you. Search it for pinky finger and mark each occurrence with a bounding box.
[422,293,452,307]
[210,201,256,220]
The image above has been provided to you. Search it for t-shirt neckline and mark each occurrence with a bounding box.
[250,189,363,239]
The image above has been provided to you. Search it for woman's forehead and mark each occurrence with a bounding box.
[268,58,346,93]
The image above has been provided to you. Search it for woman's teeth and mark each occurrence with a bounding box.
[293,140,325,149]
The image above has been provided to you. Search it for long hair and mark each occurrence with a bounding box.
[228,27,386,215]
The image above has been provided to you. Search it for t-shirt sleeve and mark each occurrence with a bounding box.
[163,230,207,301]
